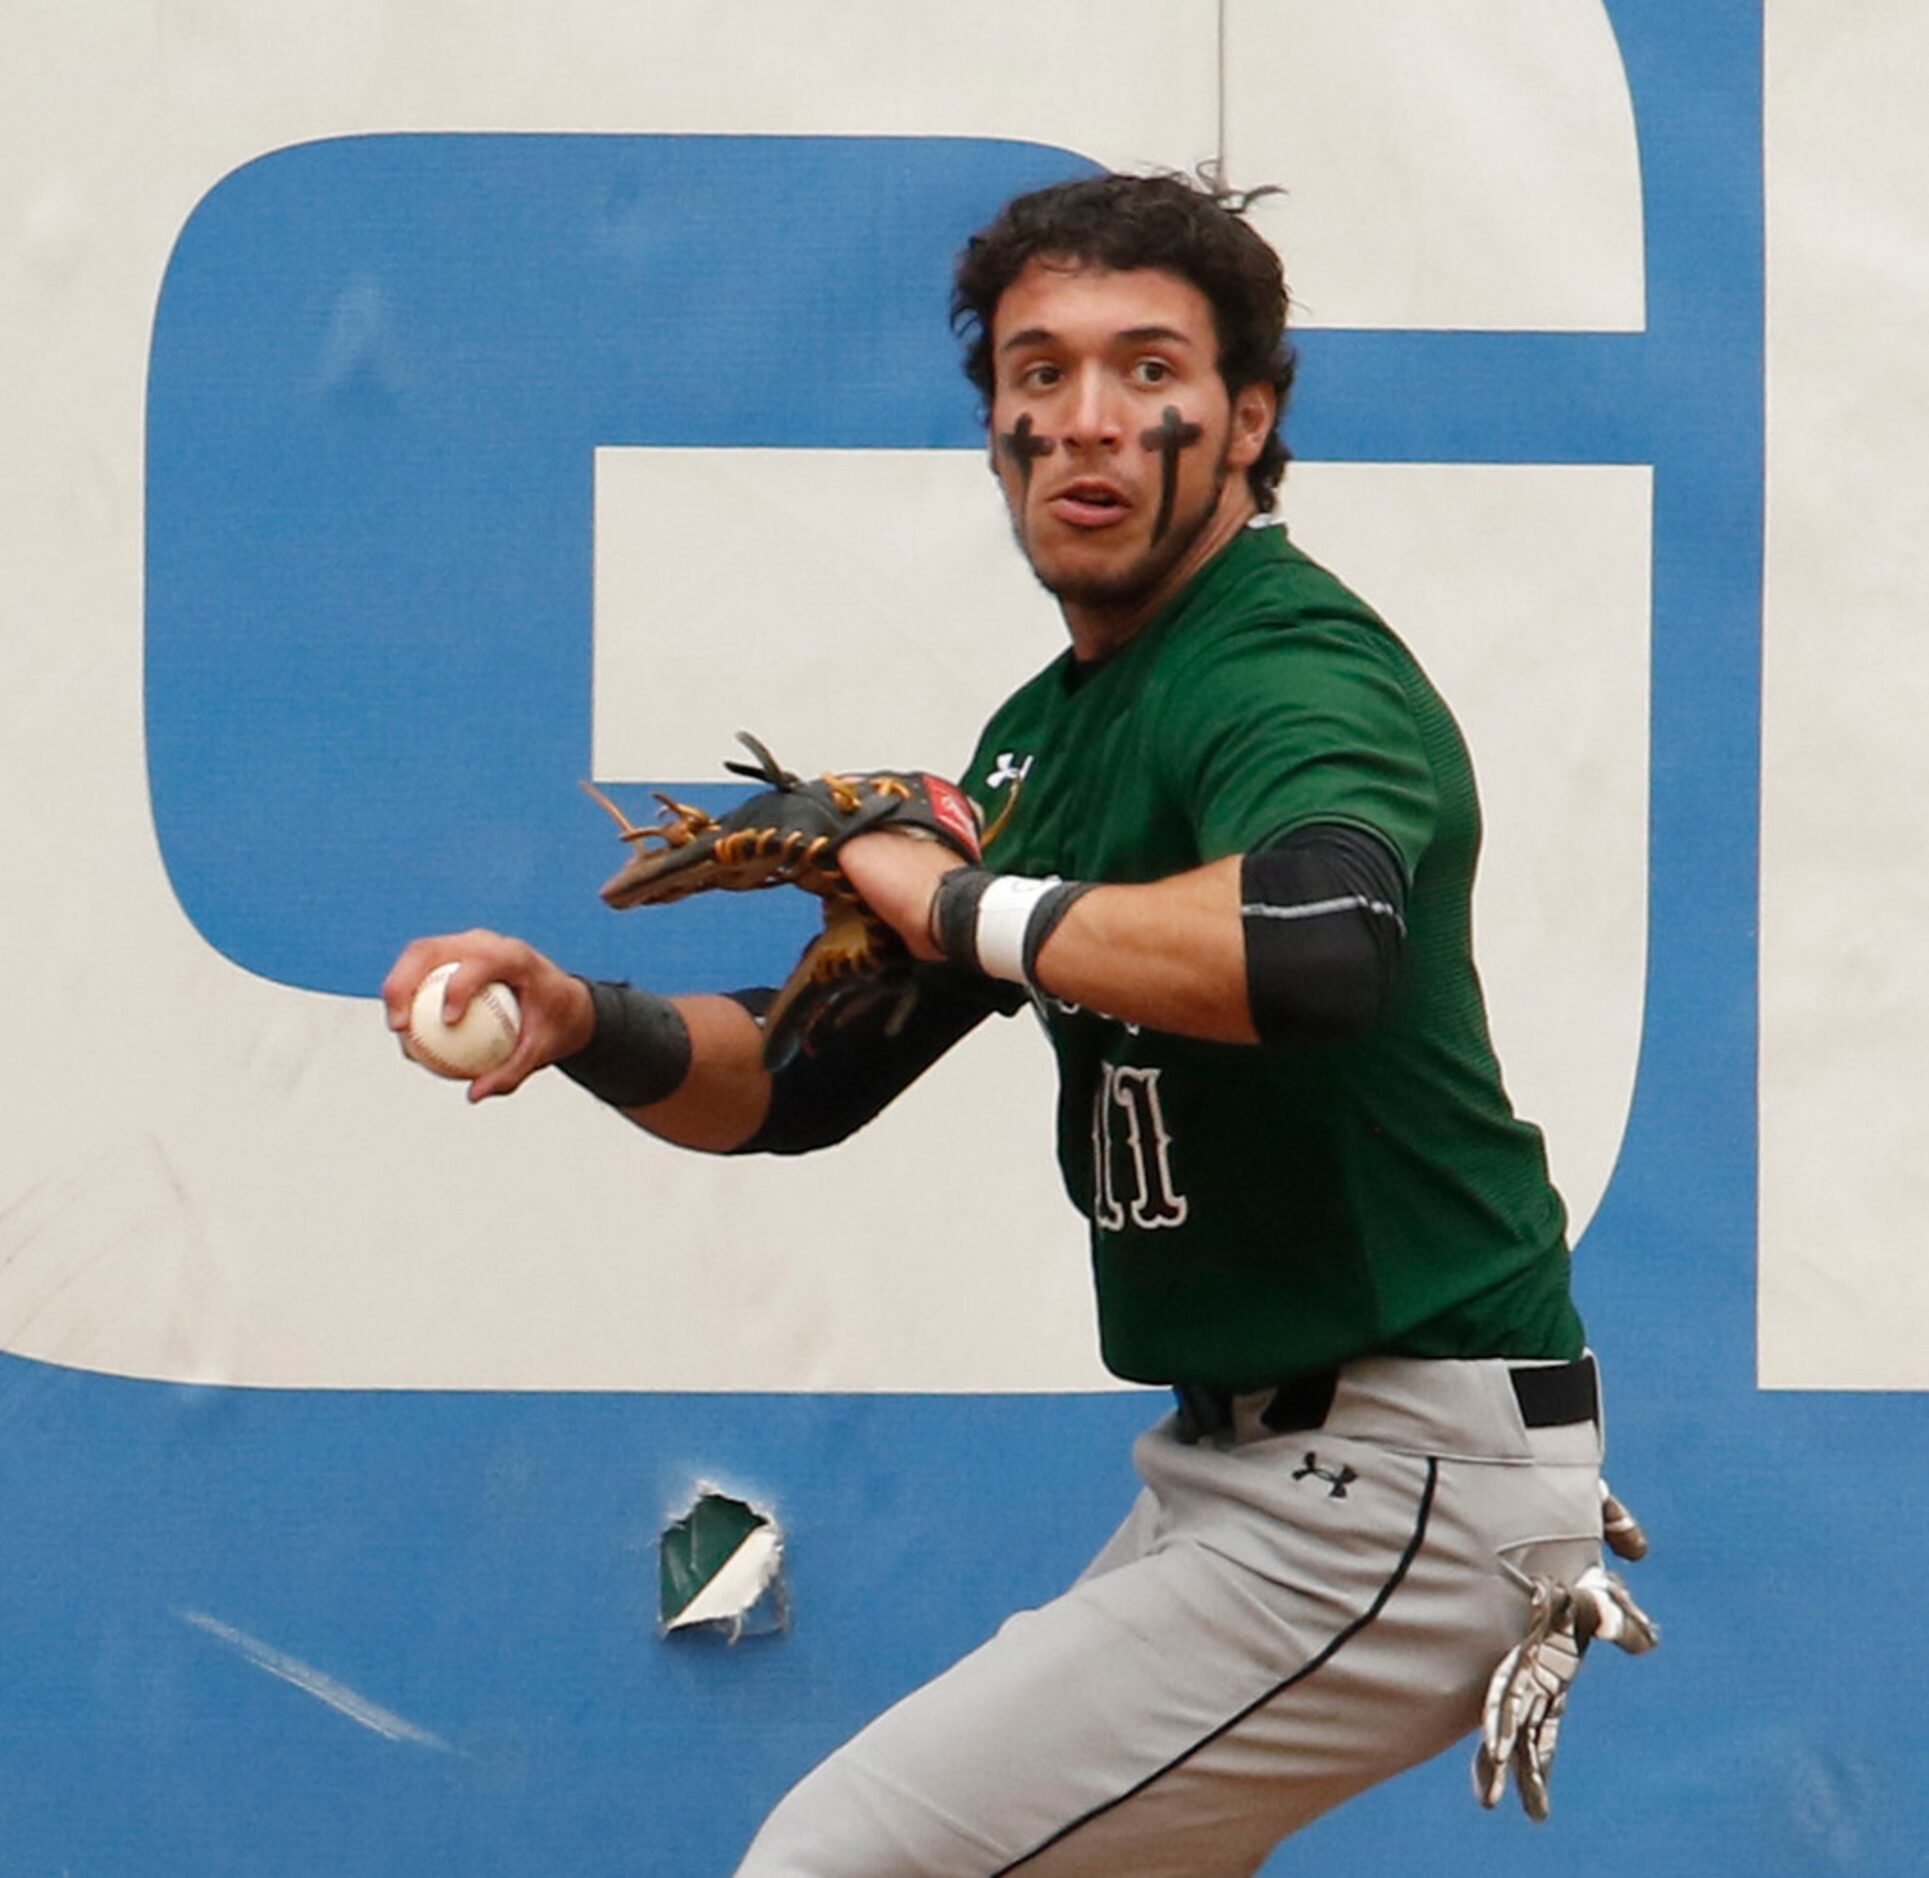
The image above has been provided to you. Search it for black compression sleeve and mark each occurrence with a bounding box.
[731,965,1022,1156]
[1241,824,1409,1042]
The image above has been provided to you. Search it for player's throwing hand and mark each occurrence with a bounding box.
[383,931,594,1101]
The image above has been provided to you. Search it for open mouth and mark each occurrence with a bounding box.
[1048,481,1132,527]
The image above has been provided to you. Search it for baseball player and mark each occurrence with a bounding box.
[386,172,1652,1874]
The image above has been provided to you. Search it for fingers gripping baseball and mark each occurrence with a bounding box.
[383,931,594,1101]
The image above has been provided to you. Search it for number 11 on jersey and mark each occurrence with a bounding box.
[1092,1064,1190,1232]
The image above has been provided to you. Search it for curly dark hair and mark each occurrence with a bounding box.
[952,170,1296,511]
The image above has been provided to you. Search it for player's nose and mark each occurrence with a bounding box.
[1061,364,1126,451]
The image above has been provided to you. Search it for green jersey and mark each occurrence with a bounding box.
[964,523,1583,1389]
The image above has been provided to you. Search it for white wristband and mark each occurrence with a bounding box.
[974,874,1065,983]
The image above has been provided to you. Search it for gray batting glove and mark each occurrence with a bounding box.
[1473,1565,1659,1822]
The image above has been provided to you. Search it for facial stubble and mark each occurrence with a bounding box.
[1008,433,1233,613]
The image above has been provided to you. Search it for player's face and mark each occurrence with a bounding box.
[986,259,1273,622]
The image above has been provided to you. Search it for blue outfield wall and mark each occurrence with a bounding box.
[3,2,1923,1871]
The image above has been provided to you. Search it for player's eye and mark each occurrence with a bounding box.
[1132,358,1174,385]
[1017,361,1062,390]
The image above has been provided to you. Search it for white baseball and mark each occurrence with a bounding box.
[406,962,521,1080]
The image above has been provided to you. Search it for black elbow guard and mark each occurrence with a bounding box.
[1241,825,1409,1042]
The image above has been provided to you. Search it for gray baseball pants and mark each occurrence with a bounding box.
[737,1354,1607,1876]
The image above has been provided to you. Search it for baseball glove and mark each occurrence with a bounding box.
[584,733,983,1068]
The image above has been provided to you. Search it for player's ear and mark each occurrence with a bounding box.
[1226,381,1277,473]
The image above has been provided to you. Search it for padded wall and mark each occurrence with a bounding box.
[3,3,1924,1870]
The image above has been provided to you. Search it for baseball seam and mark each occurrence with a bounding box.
[412,983,519,1078]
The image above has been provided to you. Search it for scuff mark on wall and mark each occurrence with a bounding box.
[0,1133,232,1379]
[178,1609,456,1751]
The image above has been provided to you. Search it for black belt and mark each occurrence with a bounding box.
[1171,1355,1598,1445]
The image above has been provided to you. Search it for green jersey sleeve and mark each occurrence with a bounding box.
[1155,613,1439,881]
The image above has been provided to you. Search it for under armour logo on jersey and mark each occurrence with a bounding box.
[1293,1453,1358,1499]
[987,752,1033,790]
